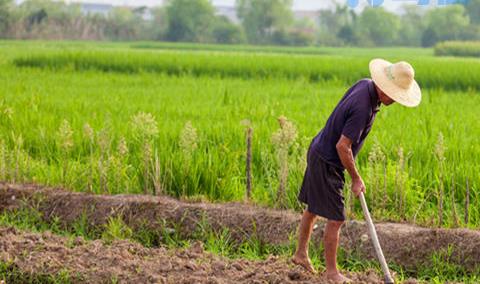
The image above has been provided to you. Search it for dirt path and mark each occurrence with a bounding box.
[0,182,479,273]
[0,226,387,283]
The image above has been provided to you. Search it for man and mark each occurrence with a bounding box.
[292,59,421,282]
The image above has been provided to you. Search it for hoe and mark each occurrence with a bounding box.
[359,192,394,284]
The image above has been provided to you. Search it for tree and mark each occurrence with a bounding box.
[165,0,216,42]
[317,4,357,46]
[422,4,469,46]
[398,5,425,47]
[212,15,246,44]
[236,0,293,44]
[0,0,12,36]
[465,0,480,25]
[149,6,168,40]
[356,7,400,46]
[106,7,145,40]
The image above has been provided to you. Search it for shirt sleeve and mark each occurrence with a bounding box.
[341,104,370,144]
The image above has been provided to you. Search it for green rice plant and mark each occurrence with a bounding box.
[178,121,198,195]
[129,112,158,195]
[83,123,95,192]
[57,120,73,185]
[12,49,480,91]
[241,119,253,200]
[451,177,459,228]
[115,136,129,193]
[434,132,446,227]
[465,178,470,225]
[434,41,480,58]
[0,139,6,181]
[1,41,479,229]
[152,149,162,195]
[366,140,385,211]
[97,127,111,194]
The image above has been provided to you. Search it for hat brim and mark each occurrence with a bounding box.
[369,59,422,108]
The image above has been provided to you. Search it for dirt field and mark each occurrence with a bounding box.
[0,226,391,283]
[0,182,479,280]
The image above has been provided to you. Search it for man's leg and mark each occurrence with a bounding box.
[324,220,351,282]
[292,210,317,273]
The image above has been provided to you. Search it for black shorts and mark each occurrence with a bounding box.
[298,144,346,221]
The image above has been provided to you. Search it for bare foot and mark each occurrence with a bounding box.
[325,272,352,283]
[291,254,317,274]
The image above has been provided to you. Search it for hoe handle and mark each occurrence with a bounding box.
[359,192,394,284]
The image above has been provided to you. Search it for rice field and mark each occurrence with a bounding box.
[0,40,479,229]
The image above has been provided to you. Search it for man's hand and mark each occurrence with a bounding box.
[336,135,365,198]
[351,176,366,197]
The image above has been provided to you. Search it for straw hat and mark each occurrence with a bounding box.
[369,59,421,107]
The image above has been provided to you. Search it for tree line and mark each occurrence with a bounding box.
[0,0,479,47]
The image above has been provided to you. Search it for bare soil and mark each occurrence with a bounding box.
[0,182,479,273]
[0,226,386,283]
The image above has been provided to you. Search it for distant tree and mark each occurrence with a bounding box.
[356,7,400,46]
[0,0,13,36]
[421,27,438,47]
[422,5,469,46]
[165,0,216,42]
[317,4,356,46]
[337,25,358,45]
[150,6,168,40]
[212,15,246,44]
[465,0,480,25]
[398,5,425,47]
[236,0,293,44]
[105,7,144,40]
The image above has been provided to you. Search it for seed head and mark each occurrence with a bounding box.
[97,128,110,152]
[368,141,384,164]
[435,132,446,162]
[179,121,198,157]
[129,112,159,141]
[83,123,94,141]
[58,119,74,152]
[271,115,297,149]
[397,146,404,167]
[118,137,129,157]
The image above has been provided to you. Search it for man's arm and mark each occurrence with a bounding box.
[336,135,366,197]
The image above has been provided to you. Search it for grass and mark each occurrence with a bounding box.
[0,39,478,282]
[130,41,434,58]
[0,205,478,283]
[0,41,479,229]
[0,261,80,284]
[434,41,480,58]
[0,68,479,228]
[12,48,480,91]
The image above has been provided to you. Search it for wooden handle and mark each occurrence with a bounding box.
[359,192,394,284]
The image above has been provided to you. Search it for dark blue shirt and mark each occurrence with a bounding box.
[311,79,380,170]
